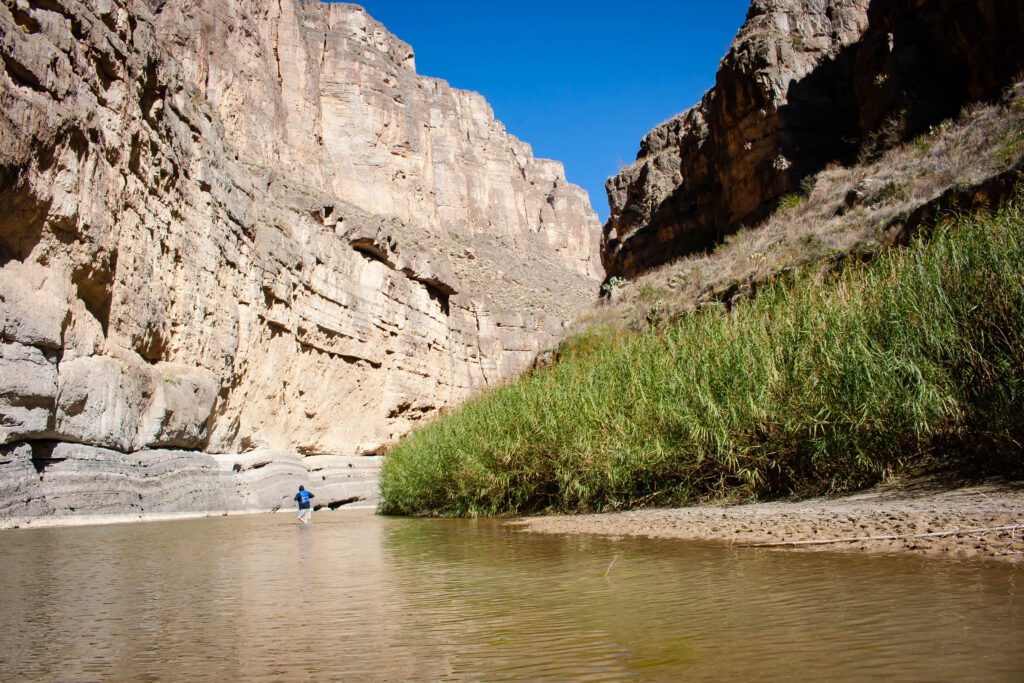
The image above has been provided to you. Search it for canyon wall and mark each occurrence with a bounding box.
[0,0,601,519]
[604,0,1024,278]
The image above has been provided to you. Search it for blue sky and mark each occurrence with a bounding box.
[330,1,750,222]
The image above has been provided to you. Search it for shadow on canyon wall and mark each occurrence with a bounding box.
[603,0,1024,279]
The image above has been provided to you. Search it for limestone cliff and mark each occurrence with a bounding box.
[604,0,1024,278]
[0,0,601,519]
[156,1,601,283]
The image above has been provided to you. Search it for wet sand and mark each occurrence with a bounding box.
[517,479,1024,563]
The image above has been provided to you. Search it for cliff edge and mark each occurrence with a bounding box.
[0,0,602,519]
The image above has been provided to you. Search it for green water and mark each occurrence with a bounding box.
[1,509,1021,680]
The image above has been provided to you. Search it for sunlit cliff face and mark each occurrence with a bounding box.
[0,0,603,466]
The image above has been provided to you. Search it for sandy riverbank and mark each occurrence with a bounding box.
[517,479,1024,563]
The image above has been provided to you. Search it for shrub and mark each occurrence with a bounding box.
[776,194,804,213]
[601,276,629,294]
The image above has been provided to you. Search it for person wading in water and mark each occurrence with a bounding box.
[294,485,315,524]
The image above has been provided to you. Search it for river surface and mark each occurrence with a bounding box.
[1,509,1022,681]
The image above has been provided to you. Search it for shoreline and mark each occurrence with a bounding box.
[515,479,1024,563]
[0,503,379,531]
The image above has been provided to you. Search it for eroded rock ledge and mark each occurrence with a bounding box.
[0,441,381,526]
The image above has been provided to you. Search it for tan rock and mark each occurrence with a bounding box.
[0,262,69,349]
[54,355,152,453]
[53,355,218,453]
[0,0,604,471]
[604,0,872,277]
[137,364,219,450]
[157,1,603,280]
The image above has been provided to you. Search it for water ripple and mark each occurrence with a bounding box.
[0,510,1021,680]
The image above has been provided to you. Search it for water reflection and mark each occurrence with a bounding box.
[0,510,1021,680]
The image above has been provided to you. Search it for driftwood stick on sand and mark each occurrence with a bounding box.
[738,524,1024,548]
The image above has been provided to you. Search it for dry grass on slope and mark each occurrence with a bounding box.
[596,82,1024,332]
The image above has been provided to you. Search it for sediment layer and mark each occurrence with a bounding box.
[1,441,381,527]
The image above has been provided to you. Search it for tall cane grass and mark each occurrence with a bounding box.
[381,201,1024,516]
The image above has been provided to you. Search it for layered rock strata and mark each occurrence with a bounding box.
[604,0,1024,278]
[0,0,602,520]
[0,442,381,527]
[156,0,602,284]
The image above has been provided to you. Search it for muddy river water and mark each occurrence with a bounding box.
[1,508,1022,680]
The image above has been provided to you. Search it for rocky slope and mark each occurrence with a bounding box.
[604,0,1024,279]
[0,0,601,520]
[597,81,1024,330]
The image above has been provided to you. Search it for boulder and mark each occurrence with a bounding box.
[137,364,219,450]
[54,355,219,453]
[54,356,151,453]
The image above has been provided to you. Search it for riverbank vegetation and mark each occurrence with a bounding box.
[380,201,1024,516]
[599,86,1024,333]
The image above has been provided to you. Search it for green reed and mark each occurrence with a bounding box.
[380,202,1024,516]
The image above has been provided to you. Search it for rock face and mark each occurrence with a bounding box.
[604,0,1024,278]
[0,442,241,520]
[0,0,601,519]
[156,1,602,283]
[0,441,380,524]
